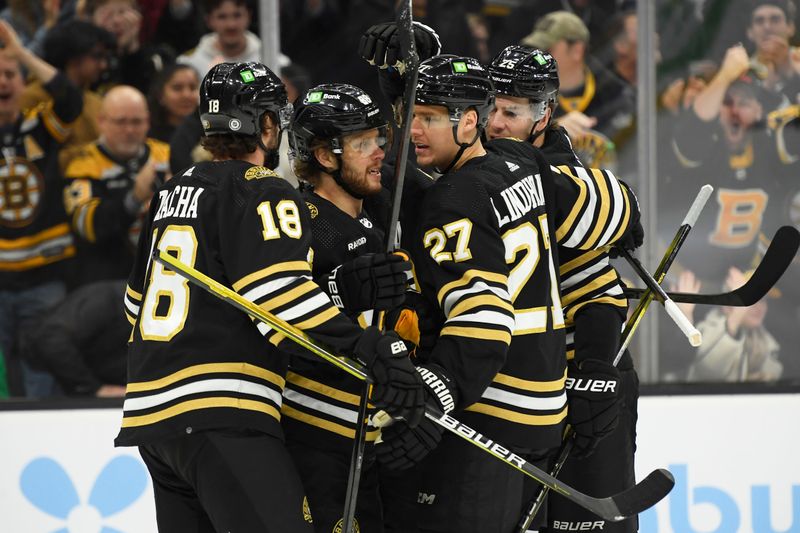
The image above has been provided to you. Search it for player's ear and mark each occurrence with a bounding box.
[314,146,338,173]
[461,108,478,133]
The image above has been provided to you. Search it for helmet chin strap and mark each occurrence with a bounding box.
[526,114,551,144]
[437,124,482,174]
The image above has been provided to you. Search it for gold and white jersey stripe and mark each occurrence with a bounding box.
[0,223,75,271]
[121,363,285,428]
[465,368,568,426]
[282,371,379,441]
[437,269,515,345]
[233,260,341,346]
[553,165,632,251]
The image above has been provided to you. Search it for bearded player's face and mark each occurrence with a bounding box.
[339,128,387,197]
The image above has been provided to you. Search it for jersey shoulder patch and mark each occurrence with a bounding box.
[244,165,280,181]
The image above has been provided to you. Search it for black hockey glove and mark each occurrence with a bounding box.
[609,181,643,258]
[354,327,425,427]
[323,253,411,313]
[376,364,457,470]
[358,21,442,71]
[566,358,621,458]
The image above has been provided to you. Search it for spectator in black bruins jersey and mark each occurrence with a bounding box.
[284,82,414,533]
[0,19,83,397]
[669,45,791,284]
[356,51,638,533]
[114,61,425,533]
[488,45,643,533]
[521,11,635,170]
[63,85,170,287]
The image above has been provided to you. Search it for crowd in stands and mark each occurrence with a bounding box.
[0,0,797,400]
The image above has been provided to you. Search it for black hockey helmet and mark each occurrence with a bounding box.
[289,83,388,162]
[415,54,496,129]
[488,45,559,105]
[200,62,292,137]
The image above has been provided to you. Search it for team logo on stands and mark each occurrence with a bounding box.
[20,455,148,533]
[333,517,359,532]
[0,157,44,227]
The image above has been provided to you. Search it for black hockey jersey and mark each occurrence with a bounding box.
[412,138,635,449]
[115,161,366,446]
[539,127,628,360]
[281,191,385,449]
[0,73,82,289]
[63,139,170,286]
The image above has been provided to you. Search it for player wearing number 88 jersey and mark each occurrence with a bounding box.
[373,54,639,533]
[114,62,424,533]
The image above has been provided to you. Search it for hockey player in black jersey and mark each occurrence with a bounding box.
[487,45,642,533]
[283,82,414,533]
[114,62,426,533]
[361,53,639,533]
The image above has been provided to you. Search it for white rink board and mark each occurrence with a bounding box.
[0,395,797,532]
[636,394,799,533]
[0,408,156,533]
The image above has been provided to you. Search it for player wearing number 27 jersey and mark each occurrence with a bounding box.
[374,55,637,533]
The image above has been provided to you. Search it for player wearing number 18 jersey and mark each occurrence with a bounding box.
[371,55,638,533]
[114,62,425,533]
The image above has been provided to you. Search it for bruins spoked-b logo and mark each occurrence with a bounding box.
[0,157,45,228]
[333,517,360,533]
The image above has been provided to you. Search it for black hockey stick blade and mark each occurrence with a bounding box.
[623,226,800,306]
[610,468,675,518]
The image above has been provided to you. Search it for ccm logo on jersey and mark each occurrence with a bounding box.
[551,520,606,530]
[565,378,617,393]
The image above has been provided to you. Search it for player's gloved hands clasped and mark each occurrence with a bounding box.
[566,358,621,458]
[376,364,457,470]
[358,21,442,70]
[353,326,425,426]
[324,252,411,313]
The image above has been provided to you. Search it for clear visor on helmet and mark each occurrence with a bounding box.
[339,126,391,157]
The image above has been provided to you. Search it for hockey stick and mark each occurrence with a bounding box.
[341,3,421,531]
[622,225,800,306]
[515,184,712,532]
[618,248,702,347]
[153,249,674,522]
